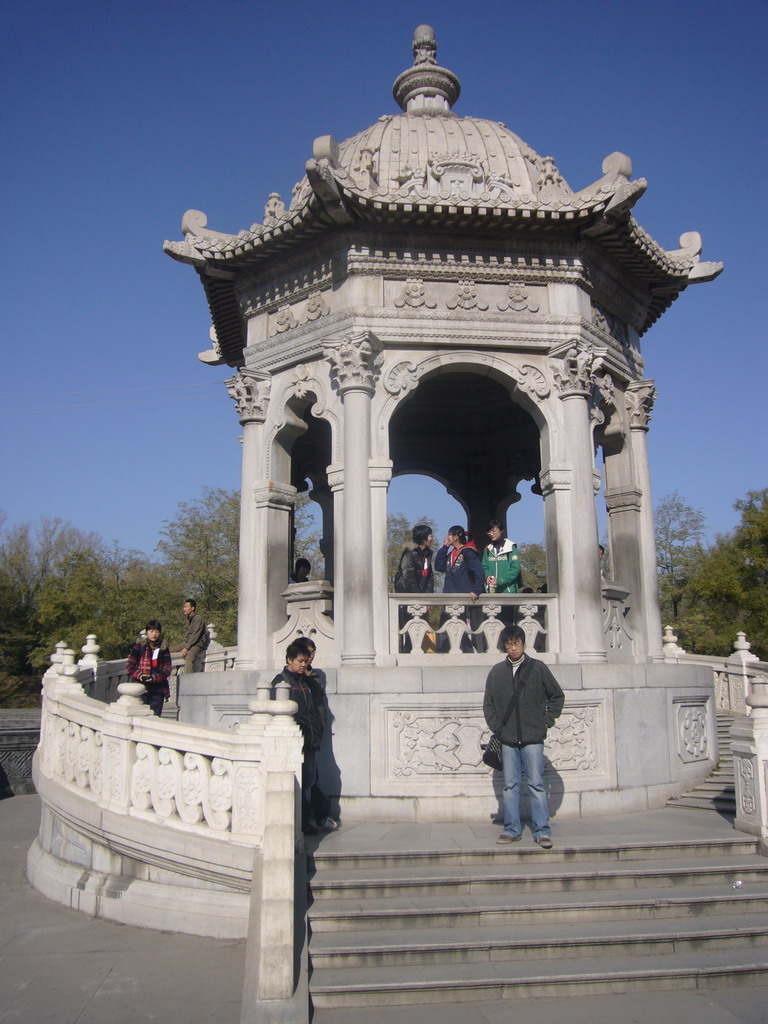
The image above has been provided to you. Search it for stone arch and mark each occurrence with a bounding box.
[381,353,552,536]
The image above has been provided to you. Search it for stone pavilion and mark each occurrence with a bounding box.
[164,26,723,821]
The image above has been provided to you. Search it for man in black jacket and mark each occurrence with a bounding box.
[483,625,564,848]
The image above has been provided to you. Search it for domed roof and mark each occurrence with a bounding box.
[337,111,572,207]
[336,24,572,207]
[164,25,722,363]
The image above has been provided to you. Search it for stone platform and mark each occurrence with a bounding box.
[3,794,768,1023]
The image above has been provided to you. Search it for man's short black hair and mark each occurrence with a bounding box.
[286,640,309,661]
[500,624,526,647]
[145,619,162,632]
[486,519,505,533]
[185,598,197,610]
[294,558,311,572]
[412,523,432,545]
[294,636,317,654]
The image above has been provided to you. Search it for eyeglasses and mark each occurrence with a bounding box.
[504,640,524,648]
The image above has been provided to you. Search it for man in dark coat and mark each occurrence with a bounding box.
[483,625,564,848]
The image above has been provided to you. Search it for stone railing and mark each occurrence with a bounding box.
[0,709,41,796]
[69,628,237,711]
[662,628,767,717]
[30,643,307,1022]
[732,675,768,840]
[389,593,558,657]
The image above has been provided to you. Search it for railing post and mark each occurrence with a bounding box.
[732,675,768,838]
[240,690,306,1023]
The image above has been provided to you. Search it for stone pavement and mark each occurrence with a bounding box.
[2,794,767,1024]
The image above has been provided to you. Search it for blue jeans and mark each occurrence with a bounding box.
[501,742,550,839]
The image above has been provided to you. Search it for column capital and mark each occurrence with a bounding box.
[625,379,657,430]
[539,465,572,496]
[225,369,271,424]
[324,331,382,396]
[251,481,297,510]
[549,341,605,399]
[604,487,643,513]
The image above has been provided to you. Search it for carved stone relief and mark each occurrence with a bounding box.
[447,277,489,311]
[625,379,657,430]
[675,701,710,763]
[737,756,756,815]
[371,695,609,796]
[225,370,271,424]
[393,277,437,309]
[497,280,540,313]
[324,332,382,394]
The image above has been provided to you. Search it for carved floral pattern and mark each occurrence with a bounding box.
[131,744,232,830]
[737,757,755,815]
[447,278,489,311]
[546,706,600,773]
[677,704,709,762]
[550,344,604,397]
[383,360,420,397]
[394,277,437,309]
[626,380,657,430]
[302,291,330,322]
[497,281,540,313]
[225,370,271,424]
[273,304,298,334]
[324,333,382,394]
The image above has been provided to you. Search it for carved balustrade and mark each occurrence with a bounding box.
[37,647,300,848]
[662,630,767,717]
[389,593,558,657]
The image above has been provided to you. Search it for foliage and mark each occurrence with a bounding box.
[673,490,768,659]
[654,491,706,622]
[516,542,547,593]
[157,487,240,644]
[293,493,321,575]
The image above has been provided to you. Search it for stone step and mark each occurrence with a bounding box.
[309,949,768,1008]
[668,794,736,812]
[309,912,768,969]
[308,880,768,933]
[309,834,755,874]
[308,854,768,901]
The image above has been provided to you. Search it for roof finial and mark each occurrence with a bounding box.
[412,24,437,66]
[392,26,460,114]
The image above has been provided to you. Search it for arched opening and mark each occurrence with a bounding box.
[285,396,333,581]
[387,370,549,653]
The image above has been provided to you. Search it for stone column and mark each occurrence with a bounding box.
[548,345,606,662]
[370,459,393,662]
[625,380,663,658]
[310,481,334,584]
[324,332,381,665]
[226,370,273,669]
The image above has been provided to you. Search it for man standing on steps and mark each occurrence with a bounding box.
[483,624,564,848]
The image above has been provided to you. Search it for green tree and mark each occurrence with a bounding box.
[679,489,768,659]
[654,491,706,622]
[517,542,547,592]
[157,488,240,643]
[293,493,321,574]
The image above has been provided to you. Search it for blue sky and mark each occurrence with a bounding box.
[2,0,765,554]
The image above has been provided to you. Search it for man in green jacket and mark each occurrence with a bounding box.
[483,624,564,848]
[481,520,522,593]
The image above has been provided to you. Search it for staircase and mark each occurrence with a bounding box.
[306,825,768,1012]
[667,712,737,813]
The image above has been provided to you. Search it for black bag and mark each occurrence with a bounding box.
[481,677,523,772]
[481,734,503,771]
